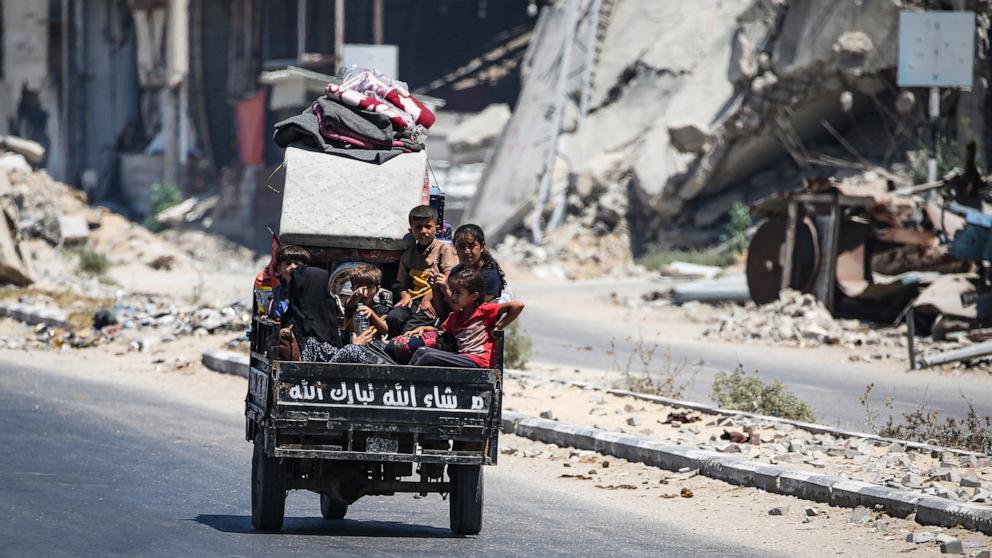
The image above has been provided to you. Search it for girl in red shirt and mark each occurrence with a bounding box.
[407,268,524,368]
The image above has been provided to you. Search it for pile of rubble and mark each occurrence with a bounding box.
[495,222,639,280]
[471,0,952,253]
[0,289,249,352]
[702,290,896,348]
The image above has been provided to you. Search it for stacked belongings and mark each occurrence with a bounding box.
[273,67,436,165]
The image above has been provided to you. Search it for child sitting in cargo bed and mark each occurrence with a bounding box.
[406,268,524,368]
[385,205,458,337]
[342,264,390,343]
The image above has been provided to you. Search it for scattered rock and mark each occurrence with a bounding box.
[680,487,693,498]
[961,470,983,488]
[539,410,555,420]
[907,532,937,544]
[849,506,872,524]
[941,539,964,554]
[768,506,789,516]
[804,506,820,517]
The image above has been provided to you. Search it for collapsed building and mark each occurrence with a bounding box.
[470,0,992,259]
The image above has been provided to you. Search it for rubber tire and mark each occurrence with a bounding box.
[320,494,348,520]
[251,433,286,531]
[449,465,484,535]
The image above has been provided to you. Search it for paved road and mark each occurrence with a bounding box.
[0,361,778,558]
[514,280,992,430]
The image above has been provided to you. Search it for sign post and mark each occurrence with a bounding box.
[897,11,976,184]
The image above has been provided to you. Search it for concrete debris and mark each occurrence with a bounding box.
[471,0,917,265]
[446,103,511,164]
[704,290,883,348]
[908,531,937,544]
[849,506,872,524]
[962,470,985,489]
[0,289,249,351]
[672,275,749,304]
[941,539,964,554]
[57,215,89,246]
[660,261,722,280]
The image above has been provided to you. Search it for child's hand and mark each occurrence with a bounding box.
[420,298,436,318]
[355,305,374,317]
[352,329,375,346]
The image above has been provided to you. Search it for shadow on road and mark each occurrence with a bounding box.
[193,514,462,538]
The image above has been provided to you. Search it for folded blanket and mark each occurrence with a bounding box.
[325,83,415,133]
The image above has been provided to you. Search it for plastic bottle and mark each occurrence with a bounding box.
[353,302,371,336]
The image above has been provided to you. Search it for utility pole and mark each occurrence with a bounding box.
[165,0,189,191]
[297,0,308,62]
[373,0,384,45]
[334,0,345,73]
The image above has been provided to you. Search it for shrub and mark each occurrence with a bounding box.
[637,247,736,271]
[711,366,815,422]
[860,383,992,452]
[612,337,698,399]
[722,201,752,254]
[142,182,183,231]
[76,248,110,277]
[503,321,532,369]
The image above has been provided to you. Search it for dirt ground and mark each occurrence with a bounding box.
[2,337,990,557]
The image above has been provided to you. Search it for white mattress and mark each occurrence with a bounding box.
[278,147,428,250]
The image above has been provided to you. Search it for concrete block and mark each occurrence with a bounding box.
[58,215,90,245]
[278,147,426,250]
[0,302,68,329]
[201,350,249,378]
[777,470,836,503]
[917,498,992,535]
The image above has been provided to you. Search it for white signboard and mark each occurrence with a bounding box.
[898,11,975,88]
[341,44,399,80]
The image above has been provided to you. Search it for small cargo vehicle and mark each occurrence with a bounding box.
[245,147,502,535]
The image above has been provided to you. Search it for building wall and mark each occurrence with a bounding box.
[1,1,64,179]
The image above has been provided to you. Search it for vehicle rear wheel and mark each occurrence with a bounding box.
[251,433,285,531]
[320,494,348,520]
[449,465,484,535]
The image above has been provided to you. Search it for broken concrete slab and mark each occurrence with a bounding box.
[0,202,33,286]
[57,214,89,245]
[446,103,511,164]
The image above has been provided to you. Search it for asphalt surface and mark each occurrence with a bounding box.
[0,360,780,558]
[514,280,992,430]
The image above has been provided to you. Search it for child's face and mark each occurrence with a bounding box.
[449,284,480,312]
[278,261,300,282]
[410,217,437,246]
[455,238,483,268]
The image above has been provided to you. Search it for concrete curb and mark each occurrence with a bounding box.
[500,411,992,535]
[201,350,249,378]
[505,370,988,459]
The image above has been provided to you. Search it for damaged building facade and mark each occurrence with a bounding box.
[0,0,537,247]
[471,0,992,262]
